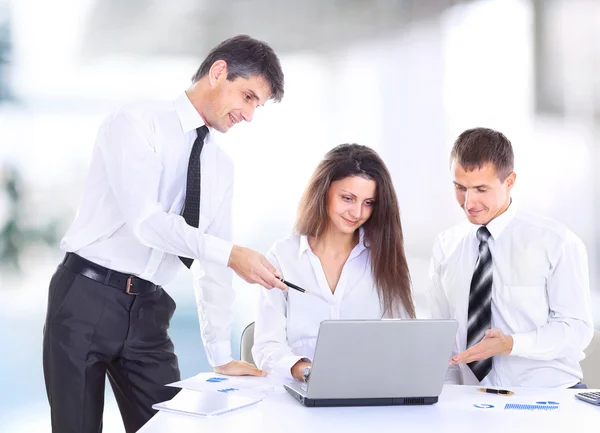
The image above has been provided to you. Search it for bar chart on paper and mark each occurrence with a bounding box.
[167,373,288,399]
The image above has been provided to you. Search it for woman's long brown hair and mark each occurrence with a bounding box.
[295,144,415,318]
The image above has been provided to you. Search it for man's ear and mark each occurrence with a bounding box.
[505,171,516,190]
[208,60,228,87]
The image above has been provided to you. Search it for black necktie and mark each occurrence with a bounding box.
[179,125,209,268]
[467,226,493,381]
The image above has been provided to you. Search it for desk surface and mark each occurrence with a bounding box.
[139,385,600,433]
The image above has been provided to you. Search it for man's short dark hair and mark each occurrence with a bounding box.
[191,35,284,103]
[450,127,514,181]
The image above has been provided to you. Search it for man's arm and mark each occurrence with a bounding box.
[100,110,232,267]
[428,238,462,385]
[192,183,263,376]
[509,235,594,360]
[100,110,286,290]
[453,234,594,364]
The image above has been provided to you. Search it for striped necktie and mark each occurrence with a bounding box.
[467,226,493,381]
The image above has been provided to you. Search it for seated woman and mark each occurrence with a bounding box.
[252,143,415,381]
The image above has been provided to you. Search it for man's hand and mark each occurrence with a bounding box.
[450,328,513,365]
[228,245,287,290]
[214,360,266,377]
[290,360,312,382]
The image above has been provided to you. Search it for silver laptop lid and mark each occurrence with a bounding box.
[306,319,458,399]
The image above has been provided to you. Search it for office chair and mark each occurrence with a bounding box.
[581,330,600,388]
[240,321,256,366]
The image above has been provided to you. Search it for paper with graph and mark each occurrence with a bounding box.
[167,372,288,399]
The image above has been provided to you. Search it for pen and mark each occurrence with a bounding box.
[477,387,514,396]
[278,278,309,294]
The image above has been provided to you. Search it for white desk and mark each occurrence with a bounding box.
[138,385,600,433]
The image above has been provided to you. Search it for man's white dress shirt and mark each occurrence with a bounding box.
[429,202,594,388]
[252,231,409,379]
[61,92,236,366]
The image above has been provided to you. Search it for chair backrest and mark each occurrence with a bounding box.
[240,322,256,366]
[581,330,600,389]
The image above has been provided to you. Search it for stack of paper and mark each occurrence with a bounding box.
[152,373,288,418]
[152,390,261,417]
[167,372,287,399]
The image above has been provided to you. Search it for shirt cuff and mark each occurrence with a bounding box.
[509,332,534,358]
[204,341,233,367]
[203,235,233,267]
[274,356,311,380]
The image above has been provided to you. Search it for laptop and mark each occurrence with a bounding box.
[284,319,458,407]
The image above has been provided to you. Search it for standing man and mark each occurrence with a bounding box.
[429,127,594,388]
[43,35,287,433]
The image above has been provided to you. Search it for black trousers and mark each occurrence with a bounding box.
[42,261,181,433]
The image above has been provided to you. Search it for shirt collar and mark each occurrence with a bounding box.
[298,234,311,258]
[470,198,518,240]
[174,91,206,133]
[298,227,367,259]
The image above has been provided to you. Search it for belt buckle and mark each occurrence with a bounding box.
[126,276,140,295]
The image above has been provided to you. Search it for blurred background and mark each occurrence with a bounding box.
[1,0,599,431]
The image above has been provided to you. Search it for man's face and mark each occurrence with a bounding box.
[203,62,271,133]
[452,161,515,226]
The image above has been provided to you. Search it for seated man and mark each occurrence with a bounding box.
[429,127,594,388]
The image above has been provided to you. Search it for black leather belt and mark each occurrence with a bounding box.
[62,253,160,295]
